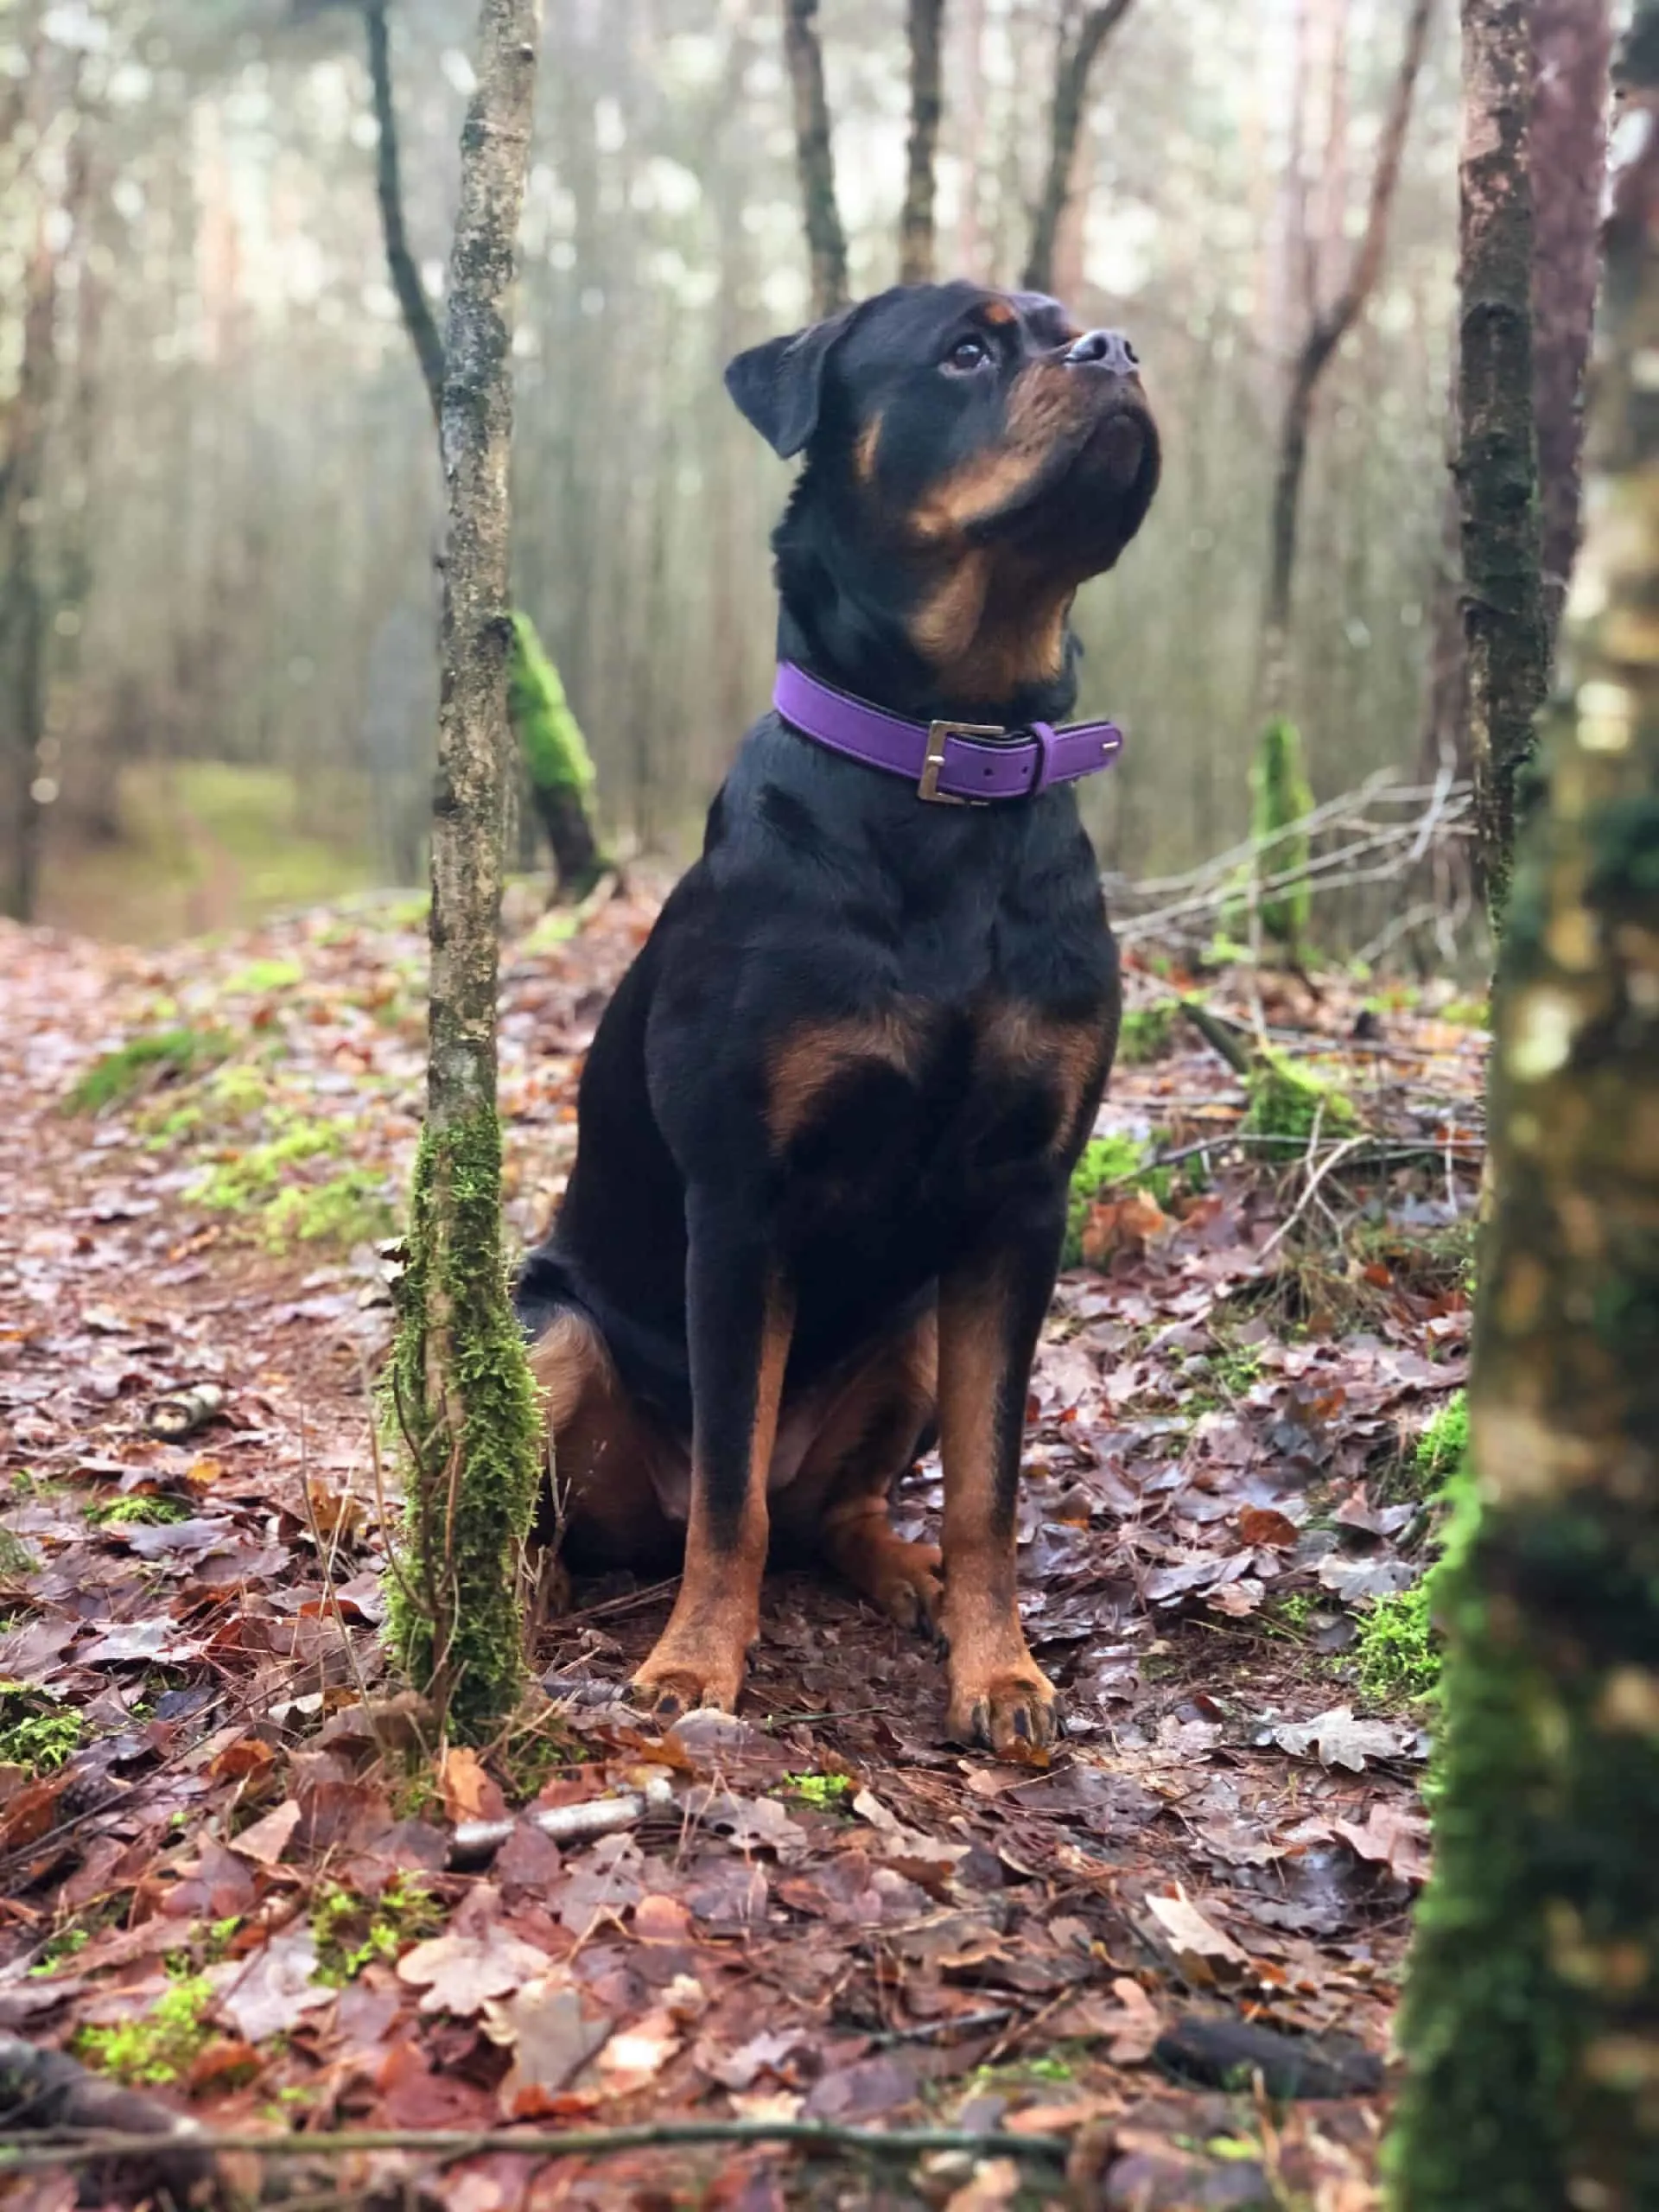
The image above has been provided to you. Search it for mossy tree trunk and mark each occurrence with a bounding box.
[1389,20,1659,2202]
[388,0,543,1745]
[781,0,849,319]
[1256,0,1433,722]
[1461,0,1553,925]
[1021,0,1135,296]
[898,0,946,285]
[1531,0,1613,643]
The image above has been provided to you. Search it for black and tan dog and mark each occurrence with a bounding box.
[515,281,1159,1754]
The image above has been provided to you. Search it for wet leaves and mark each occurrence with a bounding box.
[0,902,1484,2202]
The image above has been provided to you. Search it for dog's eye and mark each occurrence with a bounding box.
[943,334,991,375]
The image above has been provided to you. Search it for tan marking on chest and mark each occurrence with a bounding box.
[765,1006,930,1148]
[977,1002,1111,1155]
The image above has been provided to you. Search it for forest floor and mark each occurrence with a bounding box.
[0,882,1485,2211]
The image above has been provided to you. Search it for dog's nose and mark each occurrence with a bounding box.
[1065,328,1140,375]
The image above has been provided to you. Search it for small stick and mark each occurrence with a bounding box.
[0,2120,1071,2175]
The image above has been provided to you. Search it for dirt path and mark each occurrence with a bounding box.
[0,899,1480,2208]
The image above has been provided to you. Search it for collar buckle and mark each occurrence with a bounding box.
[919,718,1004,804]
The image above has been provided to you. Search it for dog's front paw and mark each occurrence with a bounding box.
[630,1635,747,1725]
[945,1659,1062,1759]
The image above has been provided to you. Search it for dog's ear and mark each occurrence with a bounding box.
[724,308,856,460]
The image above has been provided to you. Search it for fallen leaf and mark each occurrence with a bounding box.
[592,2005,681,2093]
[397,1929,552,2016]
[1334,1799,1432,1885]
[1143,1888,1251,1987]
[227,1798,302,1868]
[219,1925,333,2042]
[439,1746,507,1825]
[1237,1505,1299,1549]
[483,1977,613,2111]
[1271,1705,1411,1773]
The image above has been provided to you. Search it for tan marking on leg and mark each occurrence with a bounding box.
[525,1306,681,1595]
[632,1285,794,1719]
[764,1007,925,1149]
[937,1271,1057,1755]
[783,1312,942,1632]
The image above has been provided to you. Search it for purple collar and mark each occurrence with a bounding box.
[772,662,1123,805]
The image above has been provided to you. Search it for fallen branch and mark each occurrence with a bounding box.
[1178,999,1255,1077]
[0,2037,213,2196]
[0,2118,1071,2177]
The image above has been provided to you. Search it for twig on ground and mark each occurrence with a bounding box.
[1178,999,1255,1077]
[0,2119,1071,2179]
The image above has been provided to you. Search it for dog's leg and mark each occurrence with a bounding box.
[632,1200,791,1721]
[936,1198,1065,1754]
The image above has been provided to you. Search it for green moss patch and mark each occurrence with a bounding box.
[1242,1050,1360,1156]
[74,1974,215,2086]
[66,1027,232,1116]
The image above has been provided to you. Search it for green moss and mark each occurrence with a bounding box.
[0,1530,35,1577]
[0,1692,81,1772]
[782,1771,855,1810]
[1063,1133,1175,1266]
[1242,1050,1360,1156]
[218,957,303,995]
[66,1027,232,1115]
[87,1495,191,1527]
[262,1169,397,1250]
[1117,1002,1177,1065]
[1353,1394,1476,1709]
[386,1110,544,1741]
[1224,717,1314,953]
[508,612,595,798]
[74,1974,215,2086]
[312,1878,440,1986]
[1440,995,1491,1029]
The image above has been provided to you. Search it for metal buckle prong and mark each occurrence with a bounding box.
[919,718,1005,804]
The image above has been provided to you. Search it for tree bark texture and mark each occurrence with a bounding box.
[1461,0,1553,925]
[390,0,543,1742]
[1257,0,1433,718]
[1022,0,1135,297]
[365,0,446,431]
[899,0,946,285]
[781,0,849,318]
[0,223,61,924]
[1389,25,1659,2202]
[1532,0,1613,639]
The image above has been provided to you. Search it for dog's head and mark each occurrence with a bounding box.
[727,281,1160,718]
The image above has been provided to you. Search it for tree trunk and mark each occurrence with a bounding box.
[388,0,543,1745]
[1389,16,1659,2198]
[0,221,61,924]
[364,0,445,431]
[1531,0,1613,639]
[1022,0,1135,297]
[780,0,849,318]
[1461,0,1552,925]
[899,0,946,285]
[1256,0,1433,719]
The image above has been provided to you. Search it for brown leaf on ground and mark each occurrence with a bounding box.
[397,1929,554,2017]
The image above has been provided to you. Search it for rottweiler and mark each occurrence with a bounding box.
[515,280,1160,1753]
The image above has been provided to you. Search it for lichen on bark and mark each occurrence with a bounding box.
[1388,16,1659,2202]
[385,0,543,1743]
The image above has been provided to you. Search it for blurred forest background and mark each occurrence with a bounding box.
[3,0,1469,945]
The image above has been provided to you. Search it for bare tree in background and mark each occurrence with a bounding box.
[1258,0,1433,718]
[1460,0,1551,920]
[781,0,849,316]
[1532,0,1613,639]
[364,0,444,431]
[387,0,544,1743]
[899,0,946,284]
[1023,0,1135,296]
